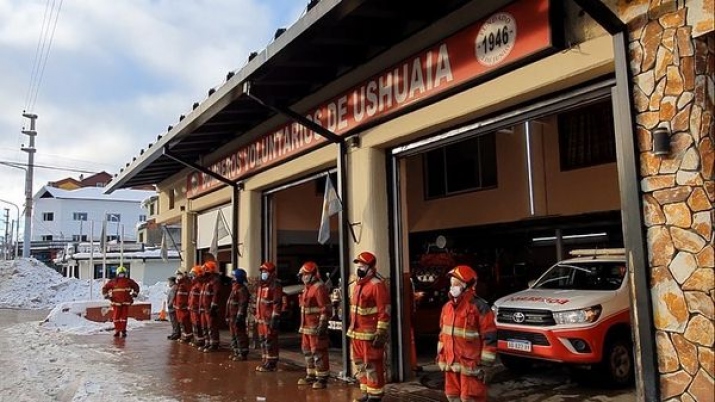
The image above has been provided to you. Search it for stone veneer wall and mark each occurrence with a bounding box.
[625,1,714,401]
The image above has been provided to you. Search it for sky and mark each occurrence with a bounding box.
[0,0,306,237]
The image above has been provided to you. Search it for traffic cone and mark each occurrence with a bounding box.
[156,301,168,321]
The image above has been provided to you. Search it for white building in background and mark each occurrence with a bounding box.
[64,243,181,283]
[32,186,155,243]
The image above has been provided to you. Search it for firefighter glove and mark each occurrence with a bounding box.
[210,304,219,317]
[372,328,388,348]
[474,366,490,384]
[317,319,328,336]
[269,315,280,331]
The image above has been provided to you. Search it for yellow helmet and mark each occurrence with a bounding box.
[117,266,128,275]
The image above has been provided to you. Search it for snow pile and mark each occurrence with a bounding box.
[0,259,170,337]
[1,322,175,402]
[0,259,169,313]
[42,301,151,335]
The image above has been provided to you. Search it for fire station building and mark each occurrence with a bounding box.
[106,1,713,400]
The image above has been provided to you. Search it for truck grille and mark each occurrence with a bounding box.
[498,329,550,346]
[497,308,555,326]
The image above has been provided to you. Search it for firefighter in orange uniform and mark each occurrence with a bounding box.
[296,261,331,389]
[348,252,390,402]
[226,268,250,360]
[188,265,205,348]
[255,261,282,372]
[173,270,193,343]
[200,257,222,352]
[102,266,140,338]
[437,265,497,402]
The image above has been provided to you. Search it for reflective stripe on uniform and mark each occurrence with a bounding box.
[437,362,483,376]
[346,329,376,340]
[301,306,322,314]
[351,305,378,315]
[441,325,480,340]
[481,350,496,365]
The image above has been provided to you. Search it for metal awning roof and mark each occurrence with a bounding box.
[106,0,513,192]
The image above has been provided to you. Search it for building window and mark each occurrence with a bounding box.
[42,212,54,221]
[106,213,121,222]
[149,203,156,216]
[169,189,175,210]
[139,214,147,222]
[424,133,497,199]
[107,235,119,242]
[72,235,88,242]
[73,212,88,221]
[138,233,144,243]
[558,100,616,171]
[41,235,53,241]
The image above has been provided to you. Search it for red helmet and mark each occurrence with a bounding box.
[353,251,376,267]
[299,261,320,278]
[190,265,203,277]
[448,265,477,287]
[260,261,276,273]
[202,260,218,274]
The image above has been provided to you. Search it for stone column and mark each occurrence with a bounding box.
[627,2,714,400]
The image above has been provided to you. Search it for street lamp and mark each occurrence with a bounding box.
[0,198,20,259]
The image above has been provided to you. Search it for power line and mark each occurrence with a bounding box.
[0,160,100,175]
[24,0,64,113]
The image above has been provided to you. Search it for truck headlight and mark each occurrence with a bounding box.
[553,305,602,324]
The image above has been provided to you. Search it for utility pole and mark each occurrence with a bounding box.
[21,112,37,258]
[3,208,9,260]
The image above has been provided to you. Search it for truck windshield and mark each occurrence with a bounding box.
[533,262,626,291]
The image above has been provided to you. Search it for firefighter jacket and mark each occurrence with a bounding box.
[347,273,390,341]
[200,273,222,310]
[188,278,203,312]
[226,282,249,319]
[256,280,282,326]
[167,284,177,313]
[173,277,191,311]
[102,277,140,306]
[298,280,330,335]
[437,288,497,376]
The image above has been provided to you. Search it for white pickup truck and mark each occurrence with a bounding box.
[491,248,633,387]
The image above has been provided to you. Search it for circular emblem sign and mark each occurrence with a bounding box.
[475,12,517,67]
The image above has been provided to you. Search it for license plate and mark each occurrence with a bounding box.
[507,339,532,352]
[328,320,343,331]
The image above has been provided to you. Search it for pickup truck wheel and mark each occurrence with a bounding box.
[499,354,532,374]
[599,337,634,388]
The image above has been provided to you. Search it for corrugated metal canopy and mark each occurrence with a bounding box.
[106,0,513,192]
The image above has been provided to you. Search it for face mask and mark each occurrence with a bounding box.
[356,267,369,278]
[301,274,312,285]
[449,285,463,298]
[260,272,269,281]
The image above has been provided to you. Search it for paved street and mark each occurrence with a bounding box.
[0,309,637,401]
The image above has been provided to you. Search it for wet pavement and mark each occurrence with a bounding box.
[80,322,365,402]
[0,309,637,402]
